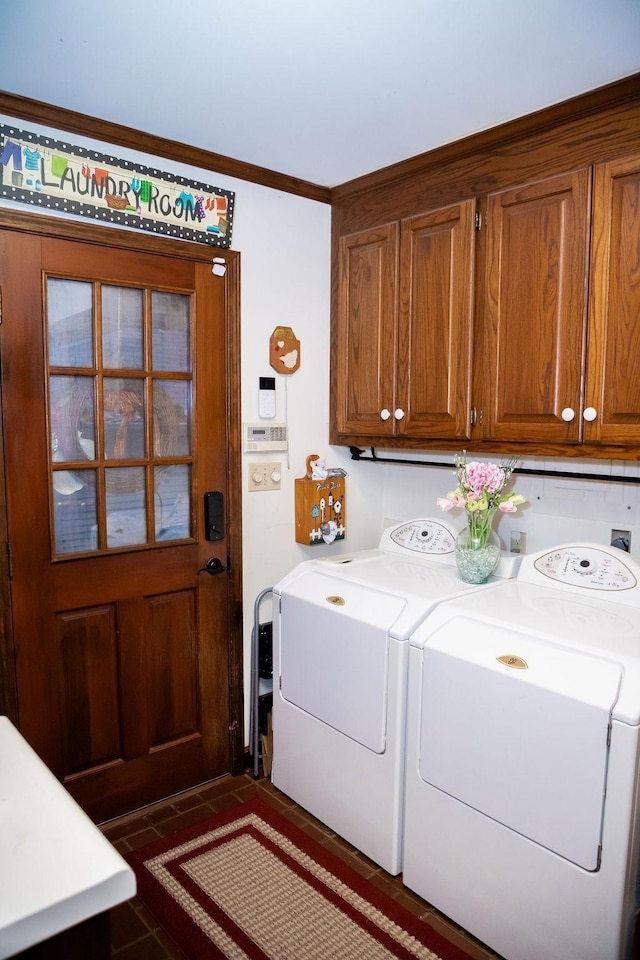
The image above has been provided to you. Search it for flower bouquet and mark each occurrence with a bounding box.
[438,452,526,582]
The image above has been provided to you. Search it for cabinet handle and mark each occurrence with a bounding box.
[583,407,598,422]
[394,408,405,420]
[561,407,575,422]
[380,408,391,421]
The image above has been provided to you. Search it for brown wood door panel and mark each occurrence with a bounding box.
[586,154,640,444]
[397,202,475,439]
[0,226,235,821]
[482,169,591,442]
[334,223,398,437]
[57,604,122,774]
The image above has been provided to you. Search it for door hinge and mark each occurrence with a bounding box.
[475,211,482,230]
[470,407,483,427]
[0,286,3,324]
[6,542,12,580]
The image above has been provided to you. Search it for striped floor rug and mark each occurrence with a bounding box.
[126,798,474,960]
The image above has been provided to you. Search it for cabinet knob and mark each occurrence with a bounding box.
[583,407,598,422]
[561,407,575,422]
[380,408,391,421]
[394,408,405,420]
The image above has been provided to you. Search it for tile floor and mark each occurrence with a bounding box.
[102,769,506,960]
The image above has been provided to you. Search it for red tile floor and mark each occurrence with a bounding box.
[102,770,506,960]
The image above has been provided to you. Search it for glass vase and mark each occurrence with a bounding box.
[455,509,501,584]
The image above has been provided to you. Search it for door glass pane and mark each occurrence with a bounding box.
[154,380,191,457]
[152,291,190,372]
[47,278,93,367]
[50,375,96,462]
[106,468,147,547]
[53,473,98,554]
[102,286,143,368]
[103,378,145,459]
[155,465,191,540]
[47,275,193,556]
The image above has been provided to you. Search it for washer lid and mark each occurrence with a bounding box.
[279,572,406,752]
[417,616,622,870]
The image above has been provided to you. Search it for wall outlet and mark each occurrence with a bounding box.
[510,531,526,554]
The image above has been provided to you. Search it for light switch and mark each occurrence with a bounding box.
[248,462,281,492]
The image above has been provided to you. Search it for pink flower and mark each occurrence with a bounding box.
[440,452,525,518]
[465,461,505,497]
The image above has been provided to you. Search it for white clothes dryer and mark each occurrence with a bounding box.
[271,518,518,875]
[403,542,640,960]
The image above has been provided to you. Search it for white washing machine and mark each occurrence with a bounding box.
[403,542,640,960]
[271,518,519,875]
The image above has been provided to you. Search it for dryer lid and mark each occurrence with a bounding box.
[417,616,622,870]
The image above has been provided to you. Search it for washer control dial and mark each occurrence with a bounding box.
[534,546,637,590]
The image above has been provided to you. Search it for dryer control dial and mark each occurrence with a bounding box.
[389,519,456,554]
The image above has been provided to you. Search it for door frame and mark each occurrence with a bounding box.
[0,207,245,775]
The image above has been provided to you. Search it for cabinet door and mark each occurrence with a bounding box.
[483,170,591,442]
[585,154,640,444]
[396,202,475,439]
[334,223,398,438]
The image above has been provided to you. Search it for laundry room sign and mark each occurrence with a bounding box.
[0,123,235,247]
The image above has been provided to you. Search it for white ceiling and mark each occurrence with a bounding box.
[1,0,640,187]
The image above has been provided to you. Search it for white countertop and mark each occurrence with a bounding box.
[0,716,136,959]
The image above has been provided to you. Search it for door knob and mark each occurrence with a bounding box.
[380,408,391,421]
[198,557,226,575]
[561,407,575,422]
[583,407,598,422]
[394,408,405,420]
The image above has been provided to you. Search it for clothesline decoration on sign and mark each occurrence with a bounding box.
[0,123,235,247]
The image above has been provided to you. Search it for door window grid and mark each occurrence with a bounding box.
[46,277,194,557]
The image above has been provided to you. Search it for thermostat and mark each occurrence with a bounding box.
[244,422,288,452]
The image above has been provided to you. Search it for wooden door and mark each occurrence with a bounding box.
[0,223,241,822]
[585,153,640,444]
[333,223,398,441]
[482,169,591,443]
[396,202,475,439]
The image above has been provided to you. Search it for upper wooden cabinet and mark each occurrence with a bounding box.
[585,154,640,445]
[482,156,640,447]
[334,222,398,439]
[333,201,475,443]
[330,75,640,458]
[333,161,640,452]
[481,169,592,443]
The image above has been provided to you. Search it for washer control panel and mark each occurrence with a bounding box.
[533,546,638,592]
[386,519,456,555]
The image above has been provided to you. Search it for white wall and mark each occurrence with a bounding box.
[369,452,640,559]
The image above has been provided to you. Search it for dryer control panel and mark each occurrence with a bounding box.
[383,519,456,555]
[529,545,639,595]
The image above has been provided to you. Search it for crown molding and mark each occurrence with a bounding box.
[0,90,332,205]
